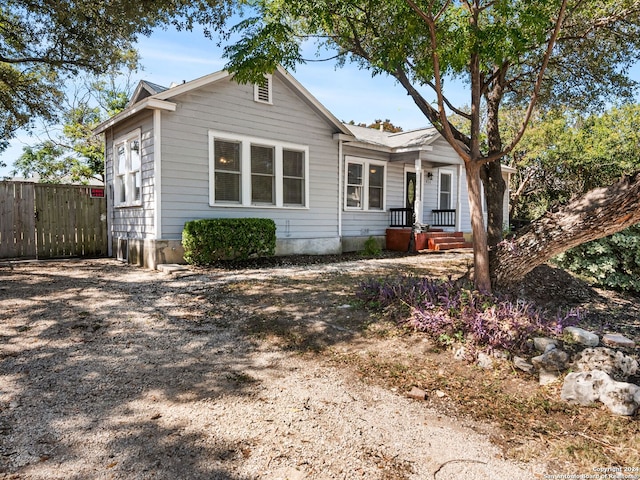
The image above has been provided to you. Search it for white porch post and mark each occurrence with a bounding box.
[414,158,423,225]
[455,164,462,231]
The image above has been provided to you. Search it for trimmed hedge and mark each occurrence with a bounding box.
[182,218,276,265]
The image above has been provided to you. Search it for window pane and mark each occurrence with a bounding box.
[283,178,303,205]
[251,145,274,174]
[347,186,361,208]
[283,150,304,177]
[347,163,362,185]
[116,176,126,204]
[369,187,383,209]
[134,171,141,202]
[130,140,141,171]
[215,172,241,202]
[369,165,383,187]
[251,175,274,204]
[117,144,126,174]
[215,140,240,172]
[440,173,451,209]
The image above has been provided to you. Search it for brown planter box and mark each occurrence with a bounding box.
[385,229,429,252]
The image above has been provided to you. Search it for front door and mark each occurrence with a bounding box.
[405,171,416,226]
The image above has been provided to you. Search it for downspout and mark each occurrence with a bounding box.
[338,138,343,242]
[106,128,113,257]
[154,109,162,240]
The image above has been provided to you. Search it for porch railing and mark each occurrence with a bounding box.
[431,209,456,227]
[389,207,414,227]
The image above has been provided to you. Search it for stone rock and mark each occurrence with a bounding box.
[561,370,640,416]
[513,356,534,374]
[563,326,599,347]
[408,387,426,400]
[573,347,638,382]
[561,370,609,405]
[599,379,640,416]
[453,346,467,361]
[476,352,494,370]
[602,333,636,349]
[533,337,558,353]
[531,348,569,372]
[539,369,561,386]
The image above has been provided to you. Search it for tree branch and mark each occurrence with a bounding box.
[404,0,471,160]
[492,170,640,286]
[486,0,569,164]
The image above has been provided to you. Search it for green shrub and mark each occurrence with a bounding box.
[361,236,382,257]
[553,224,640,293]
[182,218,276,265]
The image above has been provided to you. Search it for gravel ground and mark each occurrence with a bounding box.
[0,256,542,479]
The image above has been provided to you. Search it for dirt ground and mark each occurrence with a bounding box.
[0,253,637,479]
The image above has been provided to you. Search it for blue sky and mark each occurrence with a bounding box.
[0,27,464,178]
[1,25,638,178]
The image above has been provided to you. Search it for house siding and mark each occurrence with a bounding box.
[340,146,401,239]
[158,76,340,245]
[104,112,156,246]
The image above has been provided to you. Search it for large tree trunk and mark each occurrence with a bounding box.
[491,172,640,289]
[467,161,492,291]
[482,160,506,247]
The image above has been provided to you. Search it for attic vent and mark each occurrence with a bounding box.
[254,75,272,104]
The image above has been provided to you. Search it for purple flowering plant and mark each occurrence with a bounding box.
[356,275,581,354]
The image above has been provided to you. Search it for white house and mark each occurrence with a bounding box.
[94,66,512,268]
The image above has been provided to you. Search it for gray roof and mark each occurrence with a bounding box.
[142,81,169,95]
[342,124,439,150]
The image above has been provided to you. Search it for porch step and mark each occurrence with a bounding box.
[427,232,471,251]
[422,231,464,239]
[429,240,473,251]
[386,228,471,252]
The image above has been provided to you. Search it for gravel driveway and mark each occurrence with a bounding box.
[0,257,540,479]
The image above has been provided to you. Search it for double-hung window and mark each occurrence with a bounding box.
[113,129,142,207]
[213,139,241,203]
[209,131,309,208]
[439,171,452,209]
[251,145,275,204]
[282,149,305,206]
[344,157,386,211]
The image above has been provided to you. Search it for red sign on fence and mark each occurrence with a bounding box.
[90,188,105,198]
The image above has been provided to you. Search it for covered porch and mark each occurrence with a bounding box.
[386,155,470,252]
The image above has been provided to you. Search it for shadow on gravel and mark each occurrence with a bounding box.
[0,259,303,479]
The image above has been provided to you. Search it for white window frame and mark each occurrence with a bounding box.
[254,74,273,104]
[208,130,309,209]
[113,129,142,208]
[438,170,453,210]
[344,156,387,211]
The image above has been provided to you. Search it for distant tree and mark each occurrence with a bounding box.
[0,0,232,152]
[12,75,133,184]
[508,104,640,221]
[346,119,403,132]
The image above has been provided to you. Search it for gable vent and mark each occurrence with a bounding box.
[254,75,272,104]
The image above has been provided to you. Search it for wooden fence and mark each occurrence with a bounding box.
[0,182,107,259]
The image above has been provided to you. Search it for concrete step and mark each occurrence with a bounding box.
[422,231,464,239]
[432,241,473,251]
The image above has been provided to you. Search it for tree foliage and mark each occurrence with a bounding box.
[554,225,640,293]
[0,0,233,151]
[346,119,403,133]
[223,0,640,291]
[508,104,640,221]
[12,76,132,184]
